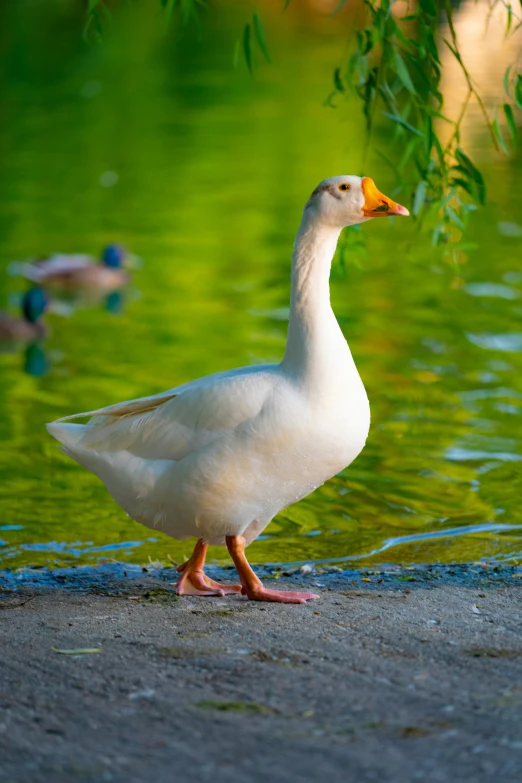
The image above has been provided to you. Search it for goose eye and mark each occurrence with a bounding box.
[339,183,351,192]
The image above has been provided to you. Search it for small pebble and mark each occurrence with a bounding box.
[128,689,155,700]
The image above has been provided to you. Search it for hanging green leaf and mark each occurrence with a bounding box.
[83,0,110,41]
[450,176,474,197]
[503,65,512,97]
[423,28,440,63]
[432,223,449,246]
[243,23,253,74]
[453,242,478,253]
[394,51,416,94]
[515,75,522,110]
[400,136,421,168]
[406,52,431,92]
[432,133,445,165]
[333,67,344,93]
[162,0,176,30]
[445,205,466,232]
[375,150,404,184]
[413,180,428,216]
[378,81,397,110]
[418,0,437,17]
[233,38,240,68]
[443,38,462,65]
[451,166,485,205]
[492,115,510,155]
[504,103,518,145]
[454,148,486,203]
[423,114,433,161]
[382,112,424,136]
[331,0,349,14]
[160,0,206,28]
[505,3,513,34]
[253,13,271,64]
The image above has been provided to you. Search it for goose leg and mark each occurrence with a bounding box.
[225,535,319,604]
[174,538,242,597]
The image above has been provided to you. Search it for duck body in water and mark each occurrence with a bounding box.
[10,244,130,290]
[47,176,409,603]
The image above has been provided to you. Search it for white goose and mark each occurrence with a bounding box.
[47,175,409,604]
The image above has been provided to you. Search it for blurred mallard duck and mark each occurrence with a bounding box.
[0,288,49,341]
[9,244,132,290]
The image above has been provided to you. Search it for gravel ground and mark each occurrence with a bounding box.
[1,564,521,783]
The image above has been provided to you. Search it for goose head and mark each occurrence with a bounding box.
[305,175,409,228]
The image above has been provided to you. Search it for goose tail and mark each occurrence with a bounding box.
[46,421,86,450]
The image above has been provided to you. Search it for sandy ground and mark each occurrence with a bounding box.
[1,564,522,783]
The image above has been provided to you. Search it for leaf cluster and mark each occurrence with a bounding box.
[83,0,111,43]
[235,13,271,73]
[328,0,521,251]
[161,0,207,30]
[82,0,521,253]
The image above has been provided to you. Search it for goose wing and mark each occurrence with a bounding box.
[48,364,278,461]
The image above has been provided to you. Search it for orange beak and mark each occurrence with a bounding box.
[362,177,410,218]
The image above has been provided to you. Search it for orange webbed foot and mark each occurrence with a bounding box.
[241,586,319,604]
[173,542,241,597]
[175,570,241,597]
[225,535,320,605]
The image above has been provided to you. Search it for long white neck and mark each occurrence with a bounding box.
[281,213,353,385]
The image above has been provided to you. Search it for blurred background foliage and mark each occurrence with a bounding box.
[88,0,522,255]
[0,0,521,570]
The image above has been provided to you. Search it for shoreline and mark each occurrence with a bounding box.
[1,560,521,593]
[1,563,521,782]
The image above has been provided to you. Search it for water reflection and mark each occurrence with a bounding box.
[24,342,48,377]
[266,523,522,567]
[0,0,521,569]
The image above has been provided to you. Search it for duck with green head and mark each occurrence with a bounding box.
[10,244,131,290]
[0,288,49,341]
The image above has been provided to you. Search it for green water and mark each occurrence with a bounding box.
[1,2,521,570]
